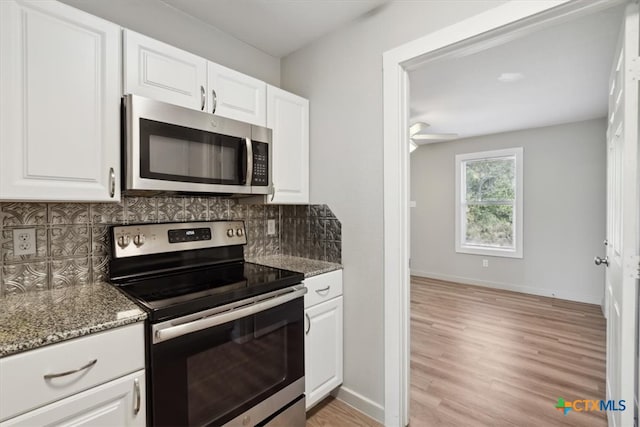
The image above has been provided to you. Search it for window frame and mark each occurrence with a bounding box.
[455,147,523,258]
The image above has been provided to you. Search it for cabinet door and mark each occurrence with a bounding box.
[267,86,309,204]
[208,62,266,126]
[0,370,146,427]
[0,0,121,201]
[305,296,343,409]
[123,30,207,111]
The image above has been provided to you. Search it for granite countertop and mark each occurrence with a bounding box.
[246,255,342,278]
[0,283,146,358]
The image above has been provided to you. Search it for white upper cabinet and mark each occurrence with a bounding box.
[124,30,266,126]
[0,0,121,202]
[267,85,309,204]
[208,62,266,126]
[123,30,207,111]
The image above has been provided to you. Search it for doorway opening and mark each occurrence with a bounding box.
[382,1,636,425]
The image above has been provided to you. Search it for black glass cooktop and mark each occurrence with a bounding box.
[116,262,304,322]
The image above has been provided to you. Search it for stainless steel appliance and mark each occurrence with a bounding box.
[109,221,305,426]
[123,94,272,195]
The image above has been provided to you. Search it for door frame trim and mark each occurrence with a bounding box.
[382,1,626,425]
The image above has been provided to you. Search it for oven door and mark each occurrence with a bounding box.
[149,288,305,427]
[124,94,269,195]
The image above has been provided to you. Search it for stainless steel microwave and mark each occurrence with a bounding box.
[123,94,271,195]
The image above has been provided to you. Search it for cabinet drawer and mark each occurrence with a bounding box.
[0,370,145,427]
[304,270,342,308]
[0,323,144,422]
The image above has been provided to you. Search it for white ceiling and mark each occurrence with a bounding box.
[409,4,625,143]
[160,0,388,58]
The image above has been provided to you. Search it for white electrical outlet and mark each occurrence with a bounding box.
[482,259,489,268]
[267,219,276,236]
[13,228,36,256]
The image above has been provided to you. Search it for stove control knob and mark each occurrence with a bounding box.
[236,228,244,237]
[133,233,146,247]
[227,228,235,238]
[117,235,131,249]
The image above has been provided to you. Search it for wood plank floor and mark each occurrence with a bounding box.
[410,276,607,427]
[306,277,607,426]
[307,397,382,427]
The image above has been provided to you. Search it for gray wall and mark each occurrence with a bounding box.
[410,119,607,304]
[280,0,507,417]
[60,0,280,86]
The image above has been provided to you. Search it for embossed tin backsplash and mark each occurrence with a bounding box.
[0,197,341,297]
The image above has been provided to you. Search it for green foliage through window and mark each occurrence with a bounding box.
[462,156,516,249]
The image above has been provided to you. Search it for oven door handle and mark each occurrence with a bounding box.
[153,286,307,343]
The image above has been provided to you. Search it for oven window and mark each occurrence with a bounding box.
[150,298,304,427]
[140,118,245,185]
[187,321,287,425]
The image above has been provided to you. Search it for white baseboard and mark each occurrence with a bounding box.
[332,386,384,424]
[410,270,602,305]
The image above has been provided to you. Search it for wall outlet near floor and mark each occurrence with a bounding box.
[267,219,276,236]
[482,259,489,268]
[13,228,36,256]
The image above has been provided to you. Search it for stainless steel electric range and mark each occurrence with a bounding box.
[109,221,306,427]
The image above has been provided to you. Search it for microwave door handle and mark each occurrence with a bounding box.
[239,138,248,185]
[245,138,253,186]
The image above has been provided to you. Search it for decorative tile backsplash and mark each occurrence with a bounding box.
[0,196,341,297]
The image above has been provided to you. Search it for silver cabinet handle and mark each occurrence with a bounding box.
[305,313,311,335]
[200,85,205,111]
[594,256,609,267]
[43,359,97,380]
[270,183,275,202]
[133,377,141,415]
[211,89,217,114]
[109,167,115,198]
[315,286,331,294]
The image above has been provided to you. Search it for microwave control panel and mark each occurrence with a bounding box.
[252,141,269,186]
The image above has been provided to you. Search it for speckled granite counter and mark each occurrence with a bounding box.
[0,283,146,358]
[246,255,342,278]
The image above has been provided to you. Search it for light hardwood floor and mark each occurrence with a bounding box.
[307,397,382,427]
[307,277,607,426]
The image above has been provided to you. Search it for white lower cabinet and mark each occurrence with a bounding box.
[0,370,145,427]
[304,270,343,410]
[0,323,145,426]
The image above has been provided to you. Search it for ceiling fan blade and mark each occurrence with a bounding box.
[411,133,458,141]
[409,122,430,136]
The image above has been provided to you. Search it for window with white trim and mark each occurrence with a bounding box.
[455,148,523,258]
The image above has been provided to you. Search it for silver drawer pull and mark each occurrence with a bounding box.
[315,286,331,294]
[305,313,311,335]
[43,359,97,380]
[133,378,141,415]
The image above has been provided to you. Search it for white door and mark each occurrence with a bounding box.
[208,62,266,126]
[304,296,343,409]
[602,4,639,427]
[266,85,309,204]
[0,371,145,427]
[123,30,207,111]
[0,0,121,202]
